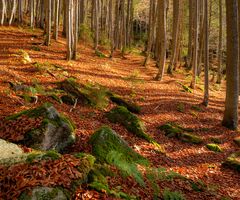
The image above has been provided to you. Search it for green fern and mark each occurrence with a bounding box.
[106,150,145,187]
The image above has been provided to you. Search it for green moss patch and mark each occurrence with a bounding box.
[106,106,163,152]
[26,150,61,163]
[108,92,141,114]
[6,103,76,152]
[206,144,223,152]
[159,123,202,144]
[223,152,240,172]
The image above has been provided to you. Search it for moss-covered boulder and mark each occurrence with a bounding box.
[19,187,69,200]
[234,137,240,147]
[107,106,148,140]
[6,103,76,152]
[159,123,202,144]
[159,123,182,138]
[58,78,109,109]
[89,126,147,165]
[223,152,240,172]
[180,133,203,144]
[108,92,141,114]
[206,144,223,152]
[89,126,148,186]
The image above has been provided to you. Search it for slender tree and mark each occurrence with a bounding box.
[53,0,60,40]
[167,0,181,74]
[203,0,209,106]
[1,0,6,25]
[217,0,223,84]
[155,0,167,81]
[190,0,199,89]
[73,0,79,60]
[9,0,17,25]
[44,0,52,46]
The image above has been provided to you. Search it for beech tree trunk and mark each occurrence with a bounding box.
[155,0,167,81]
[203,0,209,106]
[190,0,199,89]
[222,0,239,130]
[217,0,223,84]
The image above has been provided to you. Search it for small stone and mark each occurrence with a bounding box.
[223,152,240,172]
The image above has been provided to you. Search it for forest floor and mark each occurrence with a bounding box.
[0,26,240,200]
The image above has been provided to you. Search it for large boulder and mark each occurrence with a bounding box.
[4,103,76,152]
[89,126,147,165]
[0,139,26,165]
[89,126,148,186]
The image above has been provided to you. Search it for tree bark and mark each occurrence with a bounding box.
[222,0,239,130]
[217,0,223,83]
[203,0,209,106]
[155,0,167,81]
[190,0,199,89]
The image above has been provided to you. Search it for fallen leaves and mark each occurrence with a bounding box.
[0,154,86,199]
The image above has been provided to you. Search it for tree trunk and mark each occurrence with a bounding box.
[222,0,239,130]
[155,0,167,81]
[44,0,51,46]
[203,0,209,106]
[66,0,73,60]
[217,0,223,83]
[1,0,6,25]
[167,0,181,74]
[30,0,35,28]
[188,0,193,68]
[53,0,59,40]
[190,0,199,89]
[18,0,23,24]
[73,0,79,60]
